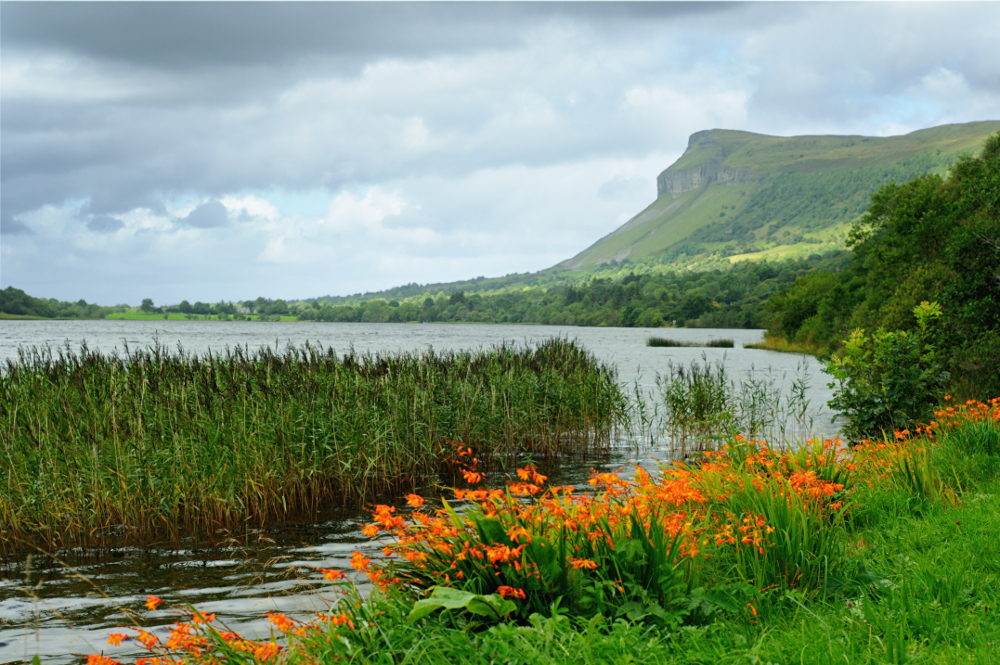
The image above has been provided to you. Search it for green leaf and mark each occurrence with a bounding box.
[407,586,515,623]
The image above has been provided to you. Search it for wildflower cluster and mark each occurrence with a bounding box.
[87,588,357,665]
[928,396,1000,433]
[363,437,852,618]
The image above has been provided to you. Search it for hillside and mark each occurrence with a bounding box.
[559,120,1000,271]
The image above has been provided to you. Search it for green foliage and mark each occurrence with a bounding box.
[299,256,837,329]
[646,337,733,348]
[0,286,115,319]
[769,130,1000,398]
[408,587,516,623]
[656,357,732,452]
[825,302,950,440]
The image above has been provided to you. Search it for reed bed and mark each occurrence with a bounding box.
[655,355,814,455]
[0,338,628,554]
[646,337,734,348]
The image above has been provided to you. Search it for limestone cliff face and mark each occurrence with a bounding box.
[656,130,762,198]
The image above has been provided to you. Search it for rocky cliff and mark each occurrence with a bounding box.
[656,130,763,198]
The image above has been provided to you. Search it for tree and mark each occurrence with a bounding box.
[141,298,155,312]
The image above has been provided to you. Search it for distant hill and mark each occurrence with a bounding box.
[559,120,1000,271]
[306,121,1000,306]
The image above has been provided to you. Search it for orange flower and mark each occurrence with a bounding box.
[145,595,163,611]
[497,585,526,600]
[362,524,380,537]
[406,494,425,508]
[87,656,122,665]
[253,641,281,661]
[267,612,295,632]
[569,557,598,570]
[320,568,346,582]
[106,633,127,646]
[350,551,371,572]
[462,469,483,484]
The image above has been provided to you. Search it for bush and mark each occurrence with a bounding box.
[825,301,949,441]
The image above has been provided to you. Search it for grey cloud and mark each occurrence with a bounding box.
[0,216,31,236]
[86,214,124,233]
[4,2,1000,303]
[1,2,734,70]
[181,200,229,228]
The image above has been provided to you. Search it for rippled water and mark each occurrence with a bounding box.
[0,322,839,663]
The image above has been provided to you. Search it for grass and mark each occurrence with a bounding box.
[0,337,628,555]
[652,355,814,454]
[94,397,1000,665]
[647,337,734,348]
[744,334,829,356]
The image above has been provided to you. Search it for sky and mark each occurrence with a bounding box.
[3,2,999,306]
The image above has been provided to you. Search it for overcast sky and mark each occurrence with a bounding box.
[3,2,999,305]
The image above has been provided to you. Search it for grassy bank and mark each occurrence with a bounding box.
[744,334,829,356]
[0,338,627,555]
[101,397,1000,664]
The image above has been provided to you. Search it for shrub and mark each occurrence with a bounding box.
[824,301,950,441]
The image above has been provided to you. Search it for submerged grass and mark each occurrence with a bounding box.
[654,354,815,454]
[646,337,734,348]
[0,337,628,554]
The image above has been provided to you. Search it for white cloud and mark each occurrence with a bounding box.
[3,2,999,304]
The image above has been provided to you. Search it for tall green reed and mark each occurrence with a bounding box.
[655,355,816,454]
[0,338,628,555]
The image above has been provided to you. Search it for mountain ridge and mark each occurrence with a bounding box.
[559,120,1000,272]
[311,120,999,305]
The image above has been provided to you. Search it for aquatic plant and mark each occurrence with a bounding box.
[0,337,628,554]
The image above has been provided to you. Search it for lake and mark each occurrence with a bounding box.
[0,321,839,663]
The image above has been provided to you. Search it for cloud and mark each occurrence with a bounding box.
[180,200,229,229]
[2,2,999,304]
[86,213,124,233]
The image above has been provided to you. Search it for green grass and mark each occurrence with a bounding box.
[288,422,1000,664]
[81,399,1000,664]
[252,421,1000,665]
[744,334,829,356]
[0,338,628,554]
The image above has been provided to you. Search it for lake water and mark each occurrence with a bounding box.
[0,321,840,663]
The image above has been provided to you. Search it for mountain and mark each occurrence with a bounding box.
[313,120,1000,305]
[559,120,1000,271]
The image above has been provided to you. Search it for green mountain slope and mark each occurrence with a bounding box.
[560,120,1000,271]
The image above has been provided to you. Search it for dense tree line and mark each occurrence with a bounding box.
[0,287,116,319]
[765,131,1000,396]
[296,255,846,328]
